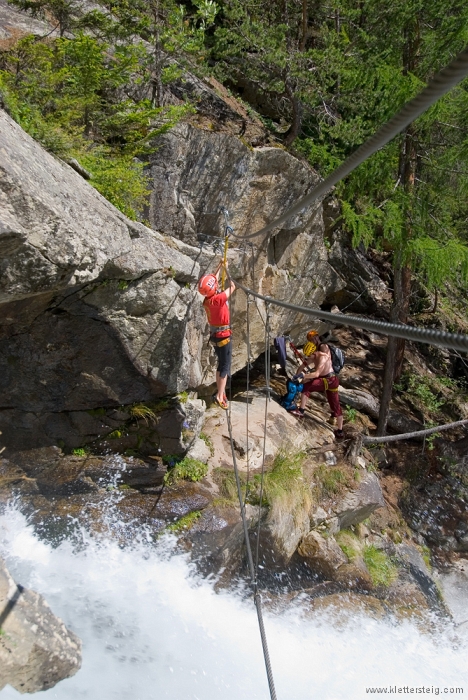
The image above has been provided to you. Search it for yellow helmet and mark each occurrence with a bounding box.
[303,340,317,357]
[303,330,320,356]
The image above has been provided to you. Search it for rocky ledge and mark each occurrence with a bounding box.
[0,556,81,694]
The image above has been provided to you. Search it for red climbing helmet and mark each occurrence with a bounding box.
[198,274,218,297]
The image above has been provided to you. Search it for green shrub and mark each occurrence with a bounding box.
[314,463,351,497]
[363,545,398,587]
[72,447,89,456]
[344,407,358,423]
[164,457,208,485]
[166,510,202,533]
[249,449,312,527]
[199,432,214,456]
[129,403,157,425]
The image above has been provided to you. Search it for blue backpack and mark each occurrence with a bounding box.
[280,379,303,410]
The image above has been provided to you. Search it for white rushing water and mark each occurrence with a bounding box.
[0,504,467,700]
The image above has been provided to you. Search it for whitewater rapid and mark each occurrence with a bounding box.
[0,504,466,700]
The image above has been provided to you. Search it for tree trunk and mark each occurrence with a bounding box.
[284,77,303,145]
[377,262,406,436]
[393,264,411,381]
[299,0,308,51]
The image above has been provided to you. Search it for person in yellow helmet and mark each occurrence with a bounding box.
[288,331,344,440]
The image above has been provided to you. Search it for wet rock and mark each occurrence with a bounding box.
[184,504,257,583]
[401,438,468,558]
[394,543,442,611]
[0,557,81,693]
[298,531,348,578]
[139,482,212,522]
[382,579,429,614]
[334,559,373,591]
[310,506,328,528]
[333,472,385,529]
[306,592,386,620]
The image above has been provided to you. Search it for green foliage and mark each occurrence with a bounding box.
[344,407,358,423]
[199,432,214,456]
[164,457,208,485]
[256,450,306,507]
[128,403,157,425]
[107,429,123,439]
[0,30,191,218]
[314,463,352,498]
[336,530,361,561]
[420,544,432,570]
[72,447,89,456]
[87,407,106,417]
[252,449,312,527]
[166,510,202,533]
[177,391,189,404]
[362,545,398,587]
[395,372,447,416]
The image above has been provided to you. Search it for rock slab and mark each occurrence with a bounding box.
[0,556,81,694]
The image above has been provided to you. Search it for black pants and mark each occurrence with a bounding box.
[214,339,232,378]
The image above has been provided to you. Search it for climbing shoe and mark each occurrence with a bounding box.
[288,408,305,418]
[334,429,345,441]
[214,396,228,410]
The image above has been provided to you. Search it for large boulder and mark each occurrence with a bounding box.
[0,108,345,451]
[333,472,385,530]
[0,557,81,694]
[146,123,345,362]
[0,110,207,450]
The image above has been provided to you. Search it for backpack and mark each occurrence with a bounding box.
[280,379,303,410]
[328,344,345,374]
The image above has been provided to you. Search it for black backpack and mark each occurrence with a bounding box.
[328,344,345,374]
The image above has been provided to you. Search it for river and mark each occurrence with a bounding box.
[0,503,466,699]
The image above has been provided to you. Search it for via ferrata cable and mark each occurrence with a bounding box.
[224,273,278,700]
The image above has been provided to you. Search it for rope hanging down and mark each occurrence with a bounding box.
[226,413,278,700]
[229,45,468,241]
[225,282,278,700]
[233,279,468,353]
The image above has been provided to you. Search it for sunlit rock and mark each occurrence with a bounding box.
[0,557,81,694]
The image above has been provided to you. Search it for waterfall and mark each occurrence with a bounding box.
[1,504,466,699]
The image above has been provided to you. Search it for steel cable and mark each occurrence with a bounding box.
[225,411,278,700]
[228,46,468,241]
[224,275,278,700]
[233,279,468,352]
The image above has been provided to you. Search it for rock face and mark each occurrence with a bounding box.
[333,472,385,530]
[0,108,346,451]
[0,556,81,694]
[147,123,345,361]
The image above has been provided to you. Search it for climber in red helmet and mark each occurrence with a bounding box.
[198,261,236,410]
